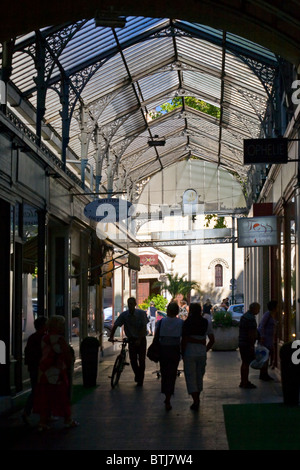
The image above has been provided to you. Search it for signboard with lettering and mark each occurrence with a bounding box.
[84,198,132,222]
[237,216,278,247]
[244,138,288,164]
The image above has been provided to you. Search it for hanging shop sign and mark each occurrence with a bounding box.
[237,216,278,247]
[243,138,288,164]
[128,252,140,271]
[84,198,132,222]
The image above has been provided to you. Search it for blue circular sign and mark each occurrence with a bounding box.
[84,198,132,222]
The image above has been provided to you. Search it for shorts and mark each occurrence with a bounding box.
[239,344,255,365]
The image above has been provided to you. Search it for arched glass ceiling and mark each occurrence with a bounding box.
[2,16,280,210]
[137,159,247,214]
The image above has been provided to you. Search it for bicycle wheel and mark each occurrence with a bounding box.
[111,354,123,388]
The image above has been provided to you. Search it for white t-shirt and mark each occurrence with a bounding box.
[159,316,183,345]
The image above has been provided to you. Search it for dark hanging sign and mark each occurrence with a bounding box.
[128,252,140,271]
[84,198,132,222]
[244,138,288,165]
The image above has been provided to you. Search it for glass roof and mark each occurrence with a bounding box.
[138,160,247,213]
[2,16,280,211]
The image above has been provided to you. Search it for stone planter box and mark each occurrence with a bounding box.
[212,327,239,351]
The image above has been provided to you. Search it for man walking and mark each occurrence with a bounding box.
[109,298,148,386]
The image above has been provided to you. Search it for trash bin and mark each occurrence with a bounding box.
[280,341,300,405]
[80,336,100,387]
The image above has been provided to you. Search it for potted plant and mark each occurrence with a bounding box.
[211,310,240,351]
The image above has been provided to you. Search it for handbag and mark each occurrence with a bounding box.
[250,344,269,369]
[147,320,162,363]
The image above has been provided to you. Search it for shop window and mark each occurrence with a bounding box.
[278,201,296,343]
[21,204,39,344]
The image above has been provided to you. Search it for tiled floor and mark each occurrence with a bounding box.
[1,337,283,453]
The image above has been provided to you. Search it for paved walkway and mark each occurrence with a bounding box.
[1,337,283,455]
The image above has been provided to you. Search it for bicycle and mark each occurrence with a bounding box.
[110,337,130,388]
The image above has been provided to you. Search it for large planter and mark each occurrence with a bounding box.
[212,326,239,351]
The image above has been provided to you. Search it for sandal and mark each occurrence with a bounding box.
[64,420,79,428]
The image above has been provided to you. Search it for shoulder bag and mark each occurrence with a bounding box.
[147,319,162,363]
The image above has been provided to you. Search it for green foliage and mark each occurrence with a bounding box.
[212,311,239,328]
[153,272,200,298]
[204,214,227,228]
[185,96,220,118]
[149,96,220,119]
[138,294,168,311]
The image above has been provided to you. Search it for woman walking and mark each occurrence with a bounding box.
[181,303,215,410]
[158,301,184,411]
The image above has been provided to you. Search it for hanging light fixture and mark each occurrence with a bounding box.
[148,135,166,147]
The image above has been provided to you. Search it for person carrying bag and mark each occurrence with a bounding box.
[147,319,162,362]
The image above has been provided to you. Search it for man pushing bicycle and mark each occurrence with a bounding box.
[108,297,149,387]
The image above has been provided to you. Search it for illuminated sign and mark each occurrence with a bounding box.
[244,138,288,164]
[237,216,278,247]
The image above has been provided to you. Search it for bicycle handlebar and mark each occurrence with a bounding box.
[109,337,129,343]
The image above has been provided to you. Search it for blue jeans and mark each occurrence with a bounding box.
[147,317,156,335]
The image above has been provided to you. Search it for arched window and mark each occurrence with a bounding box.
[215,264,223,287]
